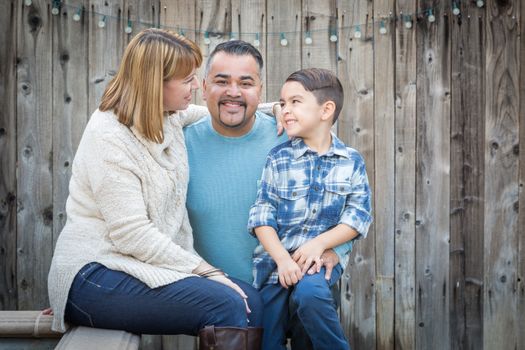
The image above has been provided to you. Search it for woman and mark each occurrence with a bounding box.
[47,28,262,350]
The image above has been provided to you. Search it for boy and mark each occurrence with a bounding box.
[247,68,373,350]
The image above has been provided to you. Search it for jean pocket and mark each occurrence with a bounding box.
[326,264,343,287]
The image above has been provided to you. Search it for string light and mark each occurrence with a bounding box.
[280,33,288,46]
[125,20,132,34]
[379,21,387,35]
[98,15,106,28]
[329,29,338,42]
[305,31,313,45]
[51,0,60,15]
[73,7,82,21]
[476,0,484,7]
[229,32,236,41]
[428,9,436,23]
[452,2,461,16]
[353,25,362,39]
[179,29,185,37]
[253,33,260,47]
[203,31,211,45]
[24,0,32,6]
[404,15,413,29]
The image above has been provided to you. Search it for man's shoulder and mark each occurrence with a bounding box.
[183,115,211,135]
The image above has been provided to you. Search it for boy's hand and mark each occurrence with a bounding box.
[292,239,326,274]
[277,257,303,289]
[308,249,340,280]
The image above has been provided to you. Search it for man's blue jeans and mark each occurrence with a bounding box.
[65,263,263,335]
[260,265,349,350]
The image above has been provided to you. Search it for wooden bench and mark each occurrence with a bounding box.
[0,311,140,350]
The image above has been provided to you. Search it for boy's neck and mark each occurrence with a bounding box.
[302,131,332,155]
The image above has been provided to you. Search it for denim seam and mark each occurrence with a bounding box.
[67,300,95,327]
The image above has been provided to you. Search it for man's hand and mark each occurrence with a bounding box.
[273,103,285,136]
[292,239,325,274]
[307,249,340,280]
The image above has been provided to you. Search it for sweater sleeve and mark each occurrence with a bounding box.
[86,134,202,274]
[179,104,209,127]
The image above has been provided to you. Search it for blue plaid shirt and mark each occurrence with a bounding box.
[248,134,373,289]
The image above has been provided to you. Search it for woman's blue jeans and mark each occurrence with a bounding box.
[64,263,263,335]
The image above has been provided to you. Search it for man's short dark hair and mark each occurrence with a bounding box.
[285,68,344,123]
[204,40,264,78]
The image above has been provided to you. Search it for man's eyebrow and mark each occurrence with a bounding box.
[239,75,255,81]
[213,73,230,79]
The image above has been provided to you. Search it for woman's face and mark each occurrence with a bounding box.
[163,69,199,112]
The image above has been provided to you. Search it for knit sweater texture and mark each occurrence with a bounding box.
[48,106,207,332]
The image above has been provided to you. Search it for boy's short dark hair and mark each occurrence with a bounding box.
[285,68,344,124]
[205,40,264,78]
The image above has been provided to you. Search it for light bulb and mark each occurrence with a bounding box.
[305,35,312,45]
[98,16,106,28]
[476,0,484,7]
[329,34,338,42]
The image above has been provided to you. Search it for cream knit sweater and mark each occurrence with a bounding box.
[48,106,208,332]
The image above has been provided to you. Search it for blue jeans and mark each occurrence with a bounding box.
[260,265,349,350]
[65,263,263,335]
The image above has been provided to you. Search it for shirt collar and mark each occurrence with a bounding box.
[291,133,350,159]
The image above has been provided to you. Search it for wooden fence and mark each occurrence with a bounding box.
[0,0,524,349]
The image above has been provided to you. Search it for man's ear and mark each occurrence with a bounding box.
[321,101,336,122]
[202,78,208,101]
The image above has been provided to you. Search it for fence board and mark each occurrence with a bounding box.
[394,0,416,349]
[301,0,337,71]
[0,0,18,311]
[373,0,395,348]
[483,1,520,348]
[449,3,485,349]
[415,1,451,349]
[337,1,376,349]
[51,0,90,248]
[88,0,125,113]
[519,1,525,348]
[232,0,267,101]
[16,0,54,310]
[266,0,302,101]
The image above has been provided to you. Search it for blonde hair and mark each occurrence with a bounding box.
[99,28,202,143]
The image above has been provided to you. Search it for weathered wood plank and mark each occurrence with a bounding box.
[483,1,520,348]
[392,0,417,349]
[449,3,485,349]
[415,1,451,349]
[16,0,54,310]
[394,1,417,349]
[337,1,376,349]
[373,0,395,348]
[0,0,18,311]
[194,0,231,105]
[52,0,90,248]
[88,0,125,113]
[232,0,267,101]
[519,0,525,347]
[301,0,337,71]
[266,0,302,101]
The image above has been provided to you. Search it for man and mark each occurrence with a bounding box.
[184,41,352,348]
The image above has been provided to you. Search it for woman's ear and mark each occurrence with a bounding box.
[321,101,336,122]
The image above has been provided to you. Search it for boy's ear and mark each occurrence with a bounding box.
[321,101,336,122]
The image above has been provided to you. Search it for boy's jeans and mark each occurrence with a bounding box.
[259,265,350,350]
[65,262,263,334]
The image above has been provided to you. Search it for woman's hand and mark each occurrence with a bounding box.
[292,239,325,274]
[276,257,303,289]
[206,275,251,314]
[42,308,54,315]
